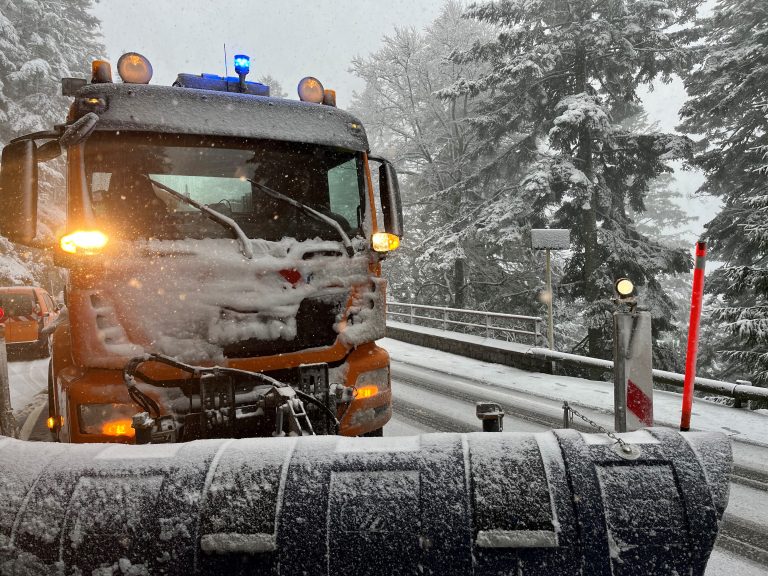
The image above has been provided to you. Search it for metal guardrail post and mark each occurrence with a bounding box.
[443,308,448,331]
[562,401,570,429]
[485,315,490,338]
[734,380,750,409]
[409,304,415,325]
[0,325,19,438]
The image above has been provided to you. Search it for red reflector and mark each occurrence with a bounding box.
[279,269,302,285]
[0,307,5,323]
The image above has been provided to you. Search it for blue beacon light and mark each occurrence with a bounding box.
[234,54,250,76]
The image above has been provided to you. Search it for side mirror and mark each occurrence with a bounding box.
[37,139,63,162]
[0,140,39,244]
[375,159,404,238]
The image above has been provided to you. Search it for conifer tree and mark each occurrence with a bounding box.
[0,0,103,285]
[456,0,697,357]
[351,2,549,318]
[678,0,768,383]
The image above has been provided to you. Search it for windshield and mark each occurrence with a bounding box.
[83,132,366,242]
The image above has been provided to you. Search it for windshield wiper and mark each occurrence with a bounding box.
[247,179,354,257]
[147,177,254,259]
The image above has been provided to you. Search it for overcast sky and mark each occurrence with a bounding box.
[91,0,447,108]
[91,0,718,239]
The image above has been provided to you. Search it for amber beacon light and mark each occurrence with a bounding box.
[297,76,325,103]
[117,52,153,84]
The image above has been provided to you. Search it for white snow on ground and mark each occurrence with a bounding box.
[6,358,47,414]
[725,483,768,531]
[706,549,768,576]
[382,337,768,447]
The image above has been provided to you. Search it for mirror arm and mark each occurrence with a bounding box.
[8,130,62,145]
[66,142,96,226]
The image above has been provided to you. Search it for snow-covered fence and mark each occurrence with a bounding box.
[386,301,544,345]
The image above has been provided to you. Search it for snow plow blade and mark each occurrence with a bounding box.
[0,428,730,575]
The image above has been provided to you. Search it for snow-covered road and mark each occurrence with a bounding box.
[7,356,47,414]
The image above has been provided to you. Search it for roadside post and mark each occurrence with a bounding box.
[0,320,19,438]
[531,229,570,350]
[613,278,653,432]
[476,402,504,432]
[681,241,707,431]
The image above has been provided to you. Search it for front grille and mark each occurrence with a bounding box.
[223,294,347,358]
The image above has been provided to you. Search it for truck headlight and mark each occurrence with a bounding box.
[60,230,109,255]
[371,232,400,253]
[354,367,390,399]
[79,403,137,437]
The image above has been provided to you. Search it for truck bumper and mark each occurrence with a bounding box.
[54,342,391,443]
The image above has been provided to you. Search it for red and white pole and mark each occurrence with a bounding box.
[680,241,707,431]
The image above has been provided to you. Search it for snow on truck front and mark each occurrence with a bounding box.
[0,62,403,443]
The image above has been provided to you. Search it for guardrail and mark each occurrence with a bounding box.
[386,301,545,345]
[386,313,768,406]
[527,347,768,404]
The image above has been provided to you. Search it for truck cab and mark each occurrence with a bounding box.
[0,53,403,443]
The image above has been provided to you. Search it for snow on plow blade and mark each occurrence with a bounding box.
[0,428,730,575]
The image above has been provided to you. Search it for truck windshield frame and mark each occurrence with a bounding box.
[82,131,368,244]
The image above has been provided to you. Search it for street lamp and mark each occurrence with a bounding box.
[530,229,570,349]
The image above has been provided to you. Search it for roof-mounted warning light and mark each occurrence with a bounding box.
[117,52,153,84]
[234,54,250,76]
[323,89,337,107]
[298,76,324,103]
[234,54,250,92]
[91,60,113,84]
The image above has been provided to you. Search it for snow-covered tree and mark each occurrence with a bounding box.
[257,75,287,99]
[632,173,694,248]
[351,1,547,318]
[678,0,768,383]
[0,0,102,286]
[454,0,697,357]
[0,0,102,147]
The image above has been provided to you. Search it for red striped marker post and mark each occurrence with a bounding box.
[614,310,654,431]
[680,241,707,432]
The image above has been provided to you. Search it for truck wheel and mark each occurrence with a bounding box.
[361,427,384,437]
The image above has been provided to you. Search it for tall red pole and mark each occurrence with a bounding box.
[680,241,707,431]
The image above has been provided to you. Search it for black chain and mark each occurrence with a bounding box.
[563,401,632,453]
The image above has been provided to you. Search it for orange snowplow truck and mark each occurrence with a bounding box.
[0,53,403,443]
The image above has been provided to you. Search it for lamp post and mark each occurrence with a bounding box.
[531,229,570,349]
